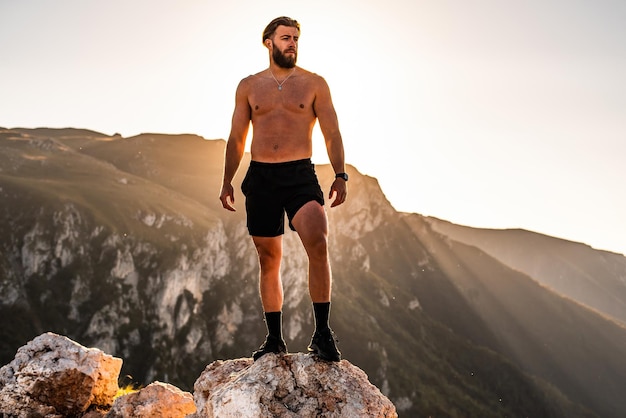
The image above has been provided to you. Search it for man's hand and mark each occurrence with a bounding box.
[329,179,347,208]
[219,183,236,211]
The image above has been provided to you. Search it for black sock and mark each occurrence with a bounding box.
[313,302,331,333]
[264,311,283,340]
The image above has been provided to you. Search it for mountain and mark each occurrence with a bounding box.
[424,218,626,324]
[2,127,626,416]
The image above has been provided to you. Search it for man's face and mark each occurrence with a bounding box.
[270,25,299,68]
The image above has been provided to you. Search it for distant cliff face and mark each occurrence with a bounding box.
[2,127,626,417]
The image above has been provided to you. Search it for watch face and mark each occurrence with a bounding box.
[336,173,348,181]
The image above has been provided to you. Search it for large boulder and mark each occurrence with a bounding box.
[191,353,398,418]
[0,332,122,417]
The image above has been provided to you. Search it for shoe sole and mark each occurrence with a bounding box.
[253,345,287,361]
[308,344,341,362]
[253,349,287,361]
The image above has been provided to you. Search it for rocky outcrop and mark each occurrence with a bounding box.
[106,381,196,418]
[0,333,395,417]
[191,353,398,418]
[0,332,122,417]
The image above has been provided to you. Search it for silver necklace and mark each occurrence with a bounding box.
[269,68,296,91]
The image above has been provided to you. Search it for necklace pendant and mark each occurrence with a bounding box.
[270,67,295,92]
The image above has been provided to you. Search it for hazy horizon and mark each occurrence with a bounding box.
[1,0,624,255]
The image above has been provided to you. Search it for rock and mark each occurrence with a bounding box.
[1,333,397,417]
[191,353,398,418]
[83,412,107,418]
[106,381,196,417]
[0,332,122,417]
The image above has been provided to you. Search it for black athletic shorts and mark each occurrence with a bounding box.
[241,158,324,237]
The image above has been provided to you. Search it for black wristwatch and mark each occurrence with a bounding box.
[335,172,349,181]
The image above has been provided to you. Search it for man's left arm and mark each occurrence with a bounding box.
[314,77,347,207]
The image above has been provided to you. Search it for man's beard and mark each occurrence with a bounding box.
[272,45,297,69]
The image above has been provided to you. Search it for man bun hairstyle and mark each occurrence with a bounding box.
[262,16,300,44]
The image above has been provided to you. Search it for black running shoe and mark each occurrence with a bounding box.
[308,327,341,362]
[252,335,287,361]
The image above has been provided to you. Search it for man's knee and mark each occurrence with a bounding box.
[253,239,282,267]
[306,235,329,262]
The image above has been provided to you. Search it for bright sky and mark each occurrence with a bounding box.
[1,0,625,255]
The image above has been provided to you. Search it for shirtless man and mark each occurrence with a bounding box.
[219,16,347,362]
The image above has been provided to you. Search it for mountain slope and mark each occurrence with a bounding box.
[403,214,626,417]
[425,218,626,325]
[4,127,625,416]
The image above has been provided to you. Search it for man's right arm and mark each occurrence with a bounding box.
[219,79,251,211]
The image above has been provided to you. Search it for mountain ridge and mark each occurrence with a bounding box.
[2,127,625,416]
[424,216,626,326]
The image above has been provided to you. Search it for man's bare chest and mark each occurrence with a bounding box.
[249,80,316,117]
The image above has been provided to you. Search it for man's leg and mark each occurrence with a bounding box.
[251,236,287,360]
[291,202,331,302]
[292,201,341,361]
[253,236,284,311]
